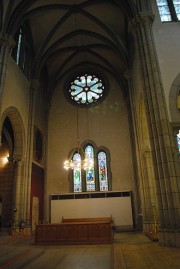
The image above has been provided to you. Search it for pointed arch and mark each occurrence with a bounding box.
[67,140,111,193]
[0,106,25,160]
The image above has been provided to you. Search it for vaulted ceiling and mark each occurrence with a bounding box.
[1,0,138,99]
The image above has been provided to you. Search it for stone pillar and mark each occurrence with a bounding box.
[124,70,143,231]
[136,0,152,12]
[130,12,180,247]
[23,80,39,225]
[13,159,23,225]
[0,33,15,112]
[141,147,158,233]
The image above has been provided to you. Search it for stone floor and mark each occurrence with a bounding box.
[0,231,180,269]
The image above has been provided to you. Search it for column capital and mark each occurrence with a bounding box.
[12,158,24,167]
[137,11,155,26]
[129,11,155,34]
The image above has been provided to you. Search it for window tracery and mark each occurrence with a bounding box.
[70,142,111,193]
[67,73,106,106]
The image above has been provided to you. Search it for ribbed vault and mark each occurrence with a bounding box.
[0,0,143,101]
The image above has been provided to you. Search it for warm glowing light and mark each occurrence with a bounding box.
[64,158,94,171]
[64,160,74,170]
[0,155,9,166]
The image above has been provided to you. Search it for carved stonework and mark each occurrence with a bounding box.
[128,11,155,34]
[137,12,155,26]
[144,150,151,158]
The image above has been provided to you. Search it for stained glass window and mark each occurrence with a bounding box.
[16,28,22,65]
[71,143,111,193]
[173,0,180,20]
[156,0,180,21]
[156,0,172,21]
[98,152,108,191]
[73,153,82,192]
[11,25,31,76]
[68,73,105,106]
[177,130,180,152]
[85,145,95,191]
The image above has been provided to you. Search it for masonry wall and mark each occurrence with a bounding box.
[47,73,135,197]
[152,0,180,121]
[2,58,30,133]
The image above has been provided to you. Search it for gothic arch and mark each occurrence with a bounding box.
[0,106,25,161]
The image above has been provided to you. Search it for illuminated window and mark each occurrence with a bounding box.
[98,151,108,191]
[11,25,31,77]
[174,0,180,20]
[67,73,106,106]
[176,130,180,152]
[73,153,82,192]
[85,145,95,191]
[71,143,111,192]
[16,28,23,65]
[156,0,180,21]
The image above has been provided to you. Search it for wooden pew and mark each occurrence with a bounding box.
[61,216,113,223]
[35,217,113,245]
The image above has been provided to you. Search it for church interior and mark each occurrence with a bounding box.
[0,0,180,250]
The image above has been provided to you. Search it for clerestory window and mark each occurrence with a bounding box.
[156,0,180,22]
[176,129,180,152]
[11,25,32,77]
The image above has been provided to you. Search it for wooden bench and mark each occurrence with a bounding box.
[35,217,113,245]
[61,216,113,223]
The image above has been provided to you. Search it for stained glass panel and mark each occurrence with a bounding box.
[156,0,172,21]
[177,130,180,152]
[173,0,180,20]
[73,153,82,192]
[85,145,95,191]
[98,152,108,191]
[69,73,105,105]
[16,29,22,65]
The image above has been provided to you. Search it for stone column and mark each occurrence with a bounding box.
[23,80,39,225]
[124,70,143,231]
[130,12,180,247]
[141,147,158,233]
[13,159,23,225]
[0,33,14,112]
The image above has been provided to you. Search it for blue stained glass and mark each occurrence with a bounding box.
[177,130,180,152]
[73,153,82,192]
[173,1,180,19]
[16,29,22,65]
[69,73,105,105]
[98,152,108,191]
[156,0,172,21]
[85,145,95,191]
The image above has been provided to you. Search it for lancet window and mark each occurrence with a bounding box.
[71,143,111,193]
